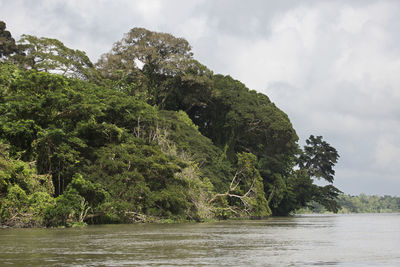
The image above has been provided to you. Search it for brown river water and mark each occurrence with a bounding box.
[0,213,399,266]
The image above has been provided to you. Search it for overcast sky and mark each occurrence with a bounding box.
[1,0,399,196]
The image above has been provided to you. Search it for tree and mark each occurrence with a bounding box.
[298,135,339,183]
[97,27,193,79]
[271,135,341,215]
[188,75,299,212]
[1,25,345,226]
[298,135,341,212]
[0,141,55,227]
[15,35,96,80]
[209,152,271,217]
[0,21,19,59]
[97,28,213,109]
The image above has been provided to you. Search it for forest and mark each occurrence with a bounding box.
[297,194,400,214]
[0,21,341,227]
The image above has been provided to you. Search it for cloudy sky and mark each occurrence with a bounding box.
[1,0,399,196]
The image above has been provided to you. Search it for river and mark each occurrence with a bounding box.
[1,213,399,266]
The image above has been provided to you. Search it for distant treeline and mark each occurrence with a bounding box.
[297,194,400,214]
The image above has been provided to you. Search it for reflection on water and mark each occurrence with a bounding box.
[1,214,399,266]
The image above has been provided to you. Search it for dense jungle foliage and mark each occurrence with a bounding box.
[1,21,341,227]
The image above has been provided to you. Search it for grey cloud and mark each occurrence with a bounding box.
[1,0,399,196]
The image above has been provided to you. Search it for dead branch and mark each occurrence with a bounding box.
[208,167,256,209]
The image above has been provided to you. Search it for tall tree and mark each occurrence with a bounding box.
[298,135,341,213]
[97,27,193,79]
[0,21,19,59]
[189,75,299,211]
[298,135,339,183]
[97,28,213,109]
[15,35,95,80]
[271,135,341,215]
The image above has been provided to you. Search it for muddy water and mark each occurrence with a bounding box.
[1,213,399,266]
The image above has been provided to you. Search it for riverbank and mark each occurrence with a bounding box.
[0,214,273,229]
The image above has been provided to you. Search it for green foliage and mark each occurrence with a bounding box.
[209,152,271,218]
[313,185,342,213]
[3,184,28,212]
[233,152,270,217]
[97,27,213,110]
[176,165,216,220]
[270,135,341,215]
[271,169,312,215]
[14,35,97,80]
[0,142,56,227]
[184,74,299,213]
[0,62,21,98]
[97,27,193,81]
[298,194,400,214]
[68,174,108,207]
[0,21,19,59]
[44,187,86,226]
[338,194,400,213]
[151,184,189,217]
[28,191,55,224]
[44,174,107,226]
[298,135,339,183]
[84,141,176,217]
[0,24,343,227]
[158,110,232,190]
[176,110,198,130]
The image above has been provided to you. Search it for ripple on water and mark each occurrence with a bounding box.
[0,214,399,266]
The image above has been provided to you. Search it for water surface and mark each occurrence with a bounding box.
[1,213,399,266]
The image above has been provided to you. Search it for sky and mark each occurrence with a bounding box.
[1,0,399,196]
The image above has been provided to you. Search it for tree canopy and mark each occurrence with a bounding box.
[0,21,19,59]
[0,23,342,227]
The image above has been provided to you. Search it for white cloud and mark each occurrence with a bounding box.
[271,5,319,49]
[335,168,400,196]
[135,0,162,23]
[1,0,400,195]
[336,5,371,33]
[205,1,400,195]
[375,135,400,171]
[177,16,209,41]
